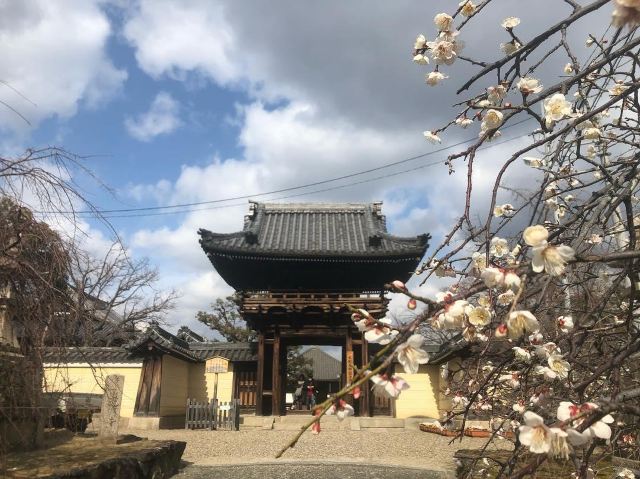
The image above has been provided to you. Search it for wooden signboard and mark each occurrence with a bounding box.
[206,356,229,374]
[345,351,354,384]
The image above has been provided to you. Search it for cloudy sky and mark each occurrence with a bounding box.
[0,0,609,337]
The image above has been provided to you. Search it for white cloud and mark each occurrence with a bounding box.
[124,91,182,142]
[0,0,126,133]
[123,1,239,85]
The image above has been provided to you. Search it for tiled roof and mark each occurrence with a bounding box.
[43,347,140,364]
[302,347,341,381]
[189,342,257,362]
[199,201,429,259]
[127,324,199,362]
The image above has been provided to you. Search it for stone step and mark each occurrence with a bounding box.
[239,415,412,431]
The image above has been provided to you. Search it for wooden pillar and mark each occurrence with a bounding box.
[272,328,281,415]
[359,335,371,417]
[256,332,265,416]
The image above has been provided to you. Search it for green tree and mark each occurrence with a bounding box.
[195,294,255,342]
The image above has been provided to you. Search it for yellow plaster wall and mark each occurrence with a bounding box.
[159,355,189,416]
[43,364,142,417]
[188,362,235,403]
[394,364,441,419]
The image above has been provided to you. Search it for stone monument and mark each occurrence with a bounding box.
[99,374,125,439]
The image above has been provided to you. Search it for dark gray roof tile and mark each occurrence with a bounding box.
[199,202,429,258]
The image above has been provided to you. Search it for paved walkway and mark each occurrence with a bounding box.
[122,427,500,474]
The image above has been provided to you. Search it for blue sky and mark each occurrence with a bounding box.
[0,0,605,336]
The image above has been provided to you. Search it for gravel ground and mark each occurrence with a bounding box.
[173,463,451,479]
[121,428,497,472]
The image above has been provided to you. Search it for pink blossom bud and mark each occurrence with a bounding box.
[352,385,361,399]
[495,324,509,338]
[407,298,417,310]
[392,280,407,291]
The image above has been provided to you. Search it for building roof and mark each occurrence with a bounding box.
[199,201,430,290]
[302,347,342,381]
[189,342,257,362]
[43,347,141,364]
[127,324,200,362]
[199,202,429,259]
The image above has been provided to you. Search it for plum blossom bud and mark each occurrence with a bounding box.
[407,298,417,310]
[495,324,509,338]
[392,280,407,291]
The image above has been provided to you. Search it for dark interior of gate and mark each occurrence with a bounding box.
[199,201,429,416]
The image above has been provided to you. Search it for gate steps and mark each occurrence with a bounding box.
[240,415,411,431]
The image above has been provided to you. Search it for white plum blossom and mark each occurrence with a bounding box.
[487,85,507,104]
[471,251,487,271]
[434,294,469,330]
[413,54,429,65]
[414,34,427,50]
[427,38,462,65]
[455,116,474,128]
[425,71,447,86]
[612,0,640,27]
[482,109,503,129]
[501,40,521,54]
[466,305,492,327]
[557,315,574,333]
[507,310,540,339]
[423,130,442,143]
[518,411,571,455]
[501,16,521,29]
[547,354,570,379]
[490,237,509,257]
[610,82,629,96]
[528,332,544,345]
[523,225,575,276]
[517,77,543,95]
[557,402,615,441]
[497,290,515,305]
[452,392,470,408]
[396,334,430,374]
[326,399,355,420]
[564,63,574,74]
[582,127,602,139]
[358,317,398,344]
[512,401,526,413]
[493,203,514,217]
[371,374,410,398]
[503,272,521,291]
[481,267,504,288]
[434,13,454,31]
[459,1,476,16]
[543,93,572,127]
[513,346,531,362]
[499,372,521,388]
[523,156,546,168]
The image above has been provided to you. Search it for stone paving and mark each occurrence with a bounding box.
[121,426,502,474]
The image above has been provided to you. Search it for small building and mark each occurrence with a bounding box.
[43,202,459,428]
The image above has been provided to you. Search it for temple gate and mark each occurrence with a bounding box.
[199,201,429,416]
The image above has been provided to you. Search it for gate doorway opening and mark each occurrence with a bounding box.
[286,345,341,414]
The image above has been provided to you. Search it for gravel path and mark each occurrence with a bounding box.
[122,428,497,472]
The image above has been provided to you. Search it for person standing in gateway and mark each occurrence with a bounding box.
[306,378,316,409]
